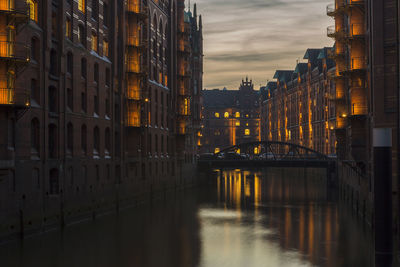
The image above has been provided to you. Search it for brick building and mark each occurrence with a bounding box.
[201,78,260,154]
[0,0,202,237]
[260,47,337,156]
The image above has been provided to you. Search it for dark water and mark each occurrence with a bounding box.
[0,168,373,267]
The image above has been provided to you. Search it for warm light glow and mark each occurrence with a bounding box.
[215,112,220,118]
[235,112,240,118]
[214,148,220,154]
[235,121,240,126]
[224,112,229,118]
[27,0,38,21]
[78,0,85,13]
[245,129,250,136]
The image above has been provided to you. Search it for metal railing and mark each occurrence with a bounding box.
[351,102,368,116]
[351,57,366,70]
[0,41,29,61]
[0,87,30,106]
[0,0,27,14]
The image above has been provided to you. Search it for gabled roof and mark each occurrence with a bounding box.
[294,63,308,75]
[304,48,322,68]
[273,70,294,83]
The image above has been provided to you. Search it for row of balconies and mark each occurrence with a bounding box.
[0,87,30,106]
[326,0,364,16]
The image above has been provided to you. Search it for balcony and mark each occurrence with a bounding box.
[351,57,366,70]
[345,0,365,9]
[350,102,368,116]
[0,0,28,23]
[0,41,29,62]
[327,25,345,39]
[126,36,148,50]
[348,23,365,39]
[126,60,148,76]
[126,102,141,128]
[0,88,30,107]
[326,3,345,16]
[126,0,148,19]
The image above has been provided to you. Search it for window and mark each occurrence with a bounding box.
[235,121,240,126]
[31,37,38,62]
[103,40,109,57]
[31,79,39,104]
[67,123,73,154]
[94,63,99,83]
[81,92,87,112]
[93,126,100,153]
[224,112,229,118]
[67,52,73,74]
[31,118,40,154]
[27,0,38,22]
[214,112,220,118]
[49,49,57,76]
[105,128,111,155]
[67,88,73,110]
[103,3,109,27]
[245,129,250,136]
[48,86,58,113]
[49,169,59,195]
[81,125,87,154]
[48,124,57,158]
[51,9,57,37]
[66,18,72,39]
[78,25,85,45]
[91,31,98,52]
[81,58,87,78]
[235,112,240,118]
[78,0,85,13]
[92,0,99,20]
[105,68,110,86]
[214,148,220,154]
[8,119,15,149]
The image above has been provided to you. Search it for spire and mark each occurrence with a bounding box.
[194,3,197,18]
[188,0,190,12]
[199,15,202,30]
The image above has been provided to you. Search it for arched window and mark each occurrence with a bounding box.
[224,112,229,118]
[31,78,39,104]
[31,118,40,154]
[105,127,111,155]
[91,31,98,52]
[50,49,58,76]
[235,112,240,118]
[48,86,58,113]
[67,52,73,74]
[31,37,38,62]
[93,126,100,154]
[81,58,87,78]
[48,124,57,158]
[49,169,59,195]
[92,0,99,19]
[67,123,73,154]
[27,0,38,22]
[78,25,85,45]
[103,39,109,57]
[81,124,87,154]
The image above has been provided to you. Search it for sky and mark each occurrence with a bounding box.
[192,0,334,90]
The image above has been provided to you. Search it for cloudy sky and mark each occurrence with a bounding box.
[193,0,334,89]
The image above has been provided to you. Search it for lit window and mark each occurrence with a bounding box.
[235,112,240,118]
[66,18,72,39]
[235,121,240,126]
[215,112,220,118]
[245,129,250,136]
[78,0,85,13]
[214,148,220,154]
[246,114,249,118]
[224,112,229,118]
[103,40,109,57]
[254,147,259,154]
[27,0,38,22]
[91,32,98,52]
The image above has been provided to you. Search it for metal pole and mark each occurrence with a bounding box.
[374,128,393,266]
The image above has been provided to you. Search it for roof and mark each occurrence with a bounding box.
[273,70,294,83]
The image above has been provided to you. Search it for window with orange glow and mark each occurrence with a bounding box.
[235,112,240,118]
[91,32,98,52]
[215,112,220,118]
[245,129,250,136]
[27,0,38,22]
[224,112,229,118]
[103,40,109,57]
[78,0,85,13]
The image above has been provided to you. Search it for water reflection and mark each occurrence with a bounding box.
[0,168,372,267]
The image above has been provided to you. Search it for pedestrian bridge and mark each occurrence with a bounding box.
[198,141,337,185]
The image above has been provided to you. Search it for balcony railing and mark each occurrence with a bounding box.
[351,57,366,70]
[351,102,368,116]
[0,0,27,14]
[126,0,148,18]
[0,41,29,61]
[0,88,30,106]
[327,25,345,39]
[346,0,365,7]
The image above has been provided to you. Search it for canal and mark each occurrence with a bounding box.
[0,168,373,267]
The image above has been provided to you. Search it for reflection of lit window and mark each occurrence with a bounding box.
[224,112,229,118]
[245,129,250,135]
[235,112,240,118]
[214,148,220,154]
[215,112,220,118]
[235,121,240,126]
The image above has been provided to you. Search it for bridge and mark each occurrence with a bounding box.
[198,141,337,186]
